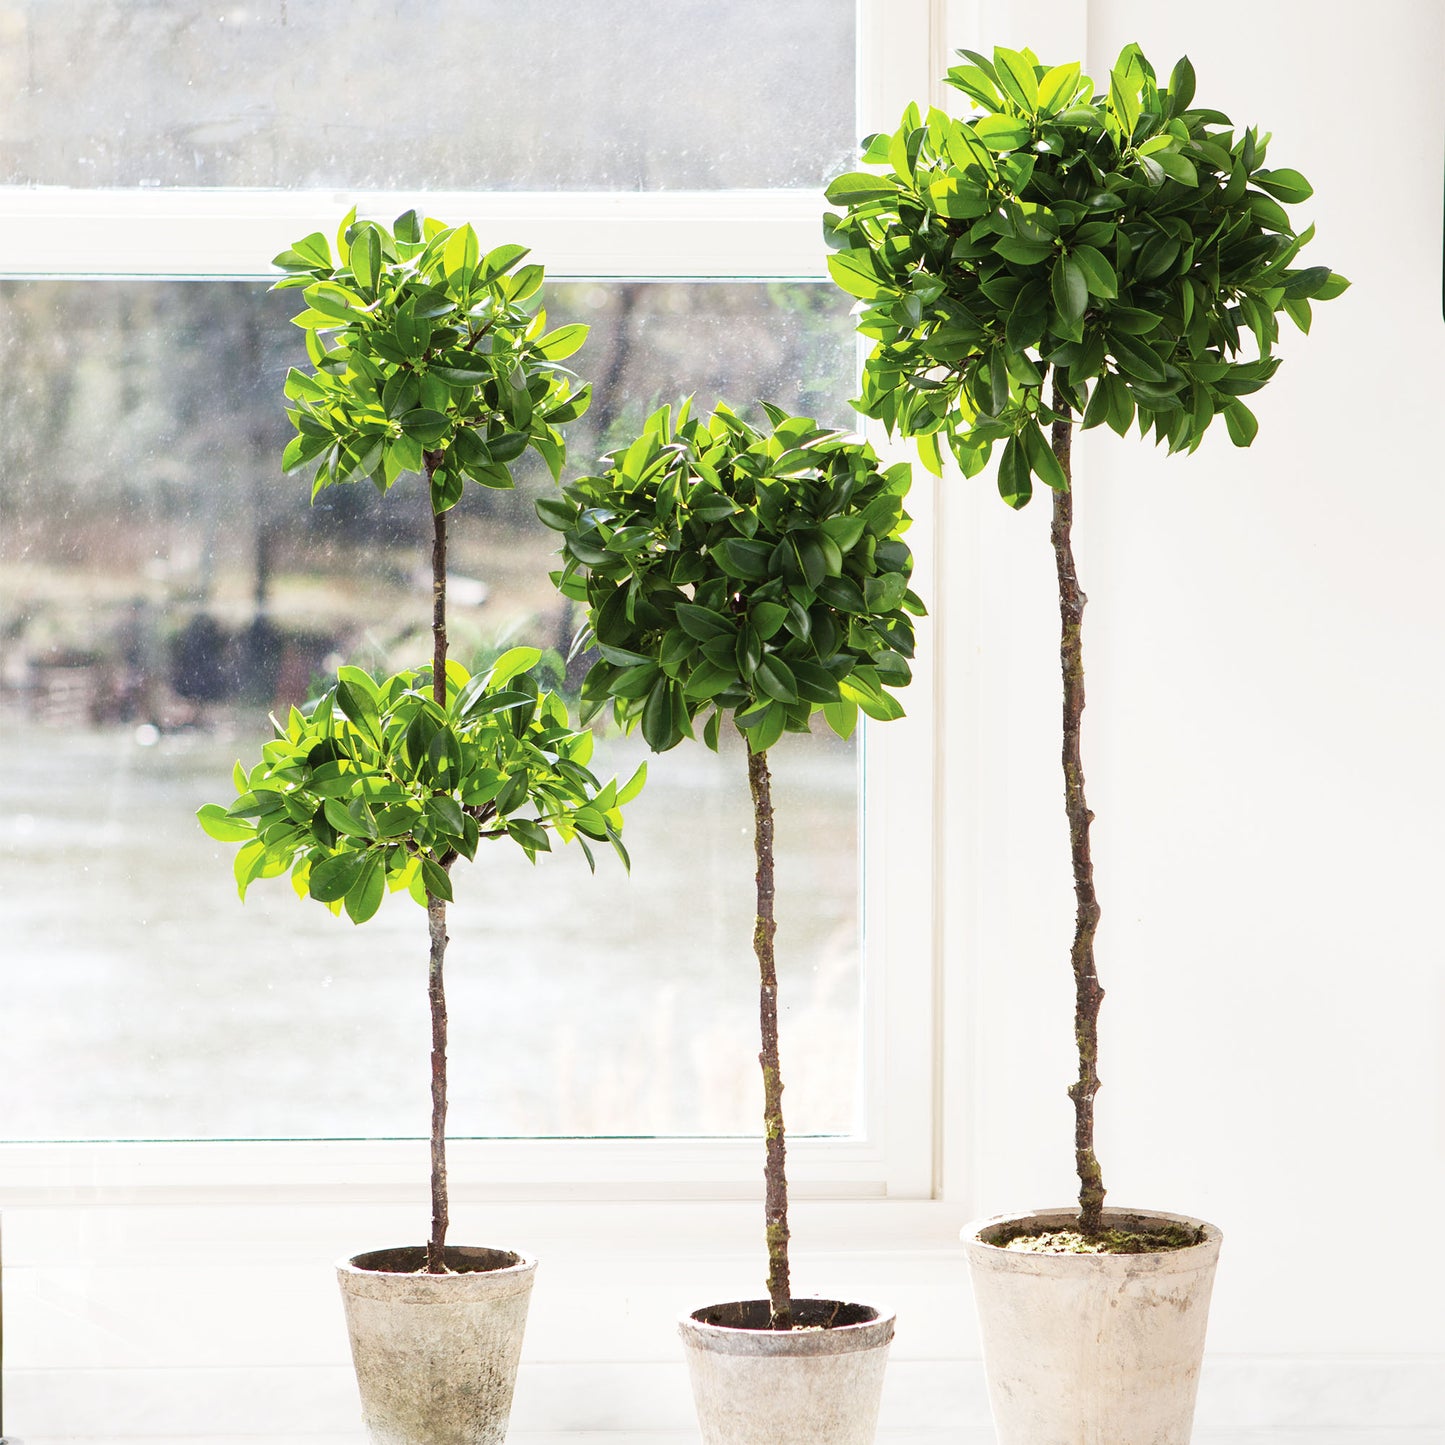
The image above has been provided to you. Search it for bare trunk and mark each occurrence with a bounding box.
[426,895,450,1273]
[431,494,448,705]
[748,746,791,1327]
[1049,390,1107,1236]
[426,473,450,1274]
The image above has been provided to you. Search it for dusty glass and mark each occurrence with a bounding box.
[0,279,863,1141]
[0,0,857,190]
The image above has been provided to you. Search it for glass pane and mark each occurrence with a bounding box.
[0,279,862,1141]
[0,0,856,190]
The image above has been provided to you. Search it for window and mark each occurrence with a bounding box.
[0,0,941,1196]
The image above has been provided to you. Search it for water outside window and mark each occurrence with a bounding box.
[0,279,865,1141]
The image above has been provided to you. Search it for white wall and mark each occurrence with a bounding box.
[940,0,1445,1400]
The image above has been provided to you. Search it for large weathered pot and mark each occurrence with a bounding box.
[962,1208,1222,1445]
[679,1298,895,1445]
[336,1245,536,1445]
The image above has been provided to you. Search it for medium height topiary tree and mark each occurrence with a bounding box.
[540,400,922,1326]
[824,45,1346,1237]
[198,213,637,1276]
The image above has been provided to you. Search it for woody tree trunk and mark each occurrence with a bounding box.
[426,459,451,1274]
[1049,389,1107,1237]
[748,746,791,1327]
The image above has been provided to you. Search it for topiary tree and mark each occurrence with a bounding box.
[824,44,1347,1236]
[198,212,636,1275]
[539,400,923,1326]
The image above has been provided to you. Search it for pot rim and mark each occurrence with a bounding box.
[336,1243,539,1277]
[679,1298,896,1357]
[961,1206,1222,1256]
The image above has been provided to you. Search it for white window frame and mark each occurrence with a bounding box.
[0,0,953,1207]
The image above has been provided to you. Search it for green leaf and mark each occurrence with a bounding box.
[1252,167,1313,204]
[506,818,552,854]
[233,839,266,900]
[714,537,773,580]
[1108,64,1142,136]
[946,64,1002,110]
[478,242,529,282]
[674,602,735,641]
[308,850,368,903]
[443,224,480,286]
[1069,244,1118,298]
[821,696,859,740]
[335,679,382,744]
[827,250,883,300]
[419,856,453,903]
[486,646,543,686]
[323,798,375,839]
[618,761,648,805]
[996,434,1032,508]
[349,225,382,295]
[1021,420,1068,491]
[641,679,681,752]
[430,467,464,513]
[281,231,332,271]
[197,803,253,843]
[825,172,899,205]
[1154,151,1199,186]
[1109,332,1168,382]
[974,114,1031,151]
[792,660,842,703]
[344,856,385,924]
[400,409,450,446]
[1281,265,1333,299]
[916,429,943,477]
[1051,256,1088,325]
[1224,399,1259,447]
[536,324,589,361]
[754,655,799,704]
[1167,55,1196,112]
[993,46,1040,111]
[993,237,1055,265]
[1036,61,1081,114]
[743,701,788,753]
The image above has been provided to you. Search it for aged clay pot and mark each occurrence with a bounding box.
[679,1298,895,1445]
[336,1245,536,1445]
[962,1208,1223,1445]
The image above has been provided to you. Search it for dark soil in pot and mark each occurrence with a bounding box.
[350,1244,524,1275]
[692,1299,880,1331]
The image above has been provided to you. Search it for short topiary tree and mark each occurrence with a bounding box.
[824,45,1346,1237]
[540,400,923,1325]
[199,213,636,1274]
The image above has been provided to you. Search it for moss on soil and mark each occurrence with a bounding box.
[999,1223,1204,1255]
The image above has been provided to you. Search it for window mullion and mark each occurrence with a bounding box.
[0,188,829,281]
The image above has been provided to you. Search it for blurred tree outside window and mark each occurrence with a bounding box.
[0,2,869,1144]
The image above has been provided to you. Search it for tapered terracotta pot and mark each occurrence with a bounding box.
[679,1298,895,1445]
[962,1208,1222,1445]
[336,1245,536,1445]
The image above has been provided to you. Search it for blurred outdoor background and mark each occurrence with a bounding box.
[0,0,870,1142]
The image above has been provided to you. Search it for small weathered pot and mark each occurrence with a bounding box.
[679,1298,895,1445]
[336,1244,536,1445]
[962,1207,1222,1445]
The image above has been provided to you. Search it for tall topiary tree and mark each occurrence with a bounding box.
[540,400,923,1325]
[198,213,636,1274]
[824,45,1346,1236]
